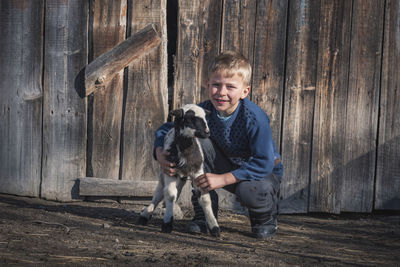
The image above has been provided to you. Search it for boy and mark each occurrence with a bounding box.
[154,51,283,239]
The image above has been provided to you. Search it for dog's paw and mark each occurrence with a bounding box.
[210,226,221,237]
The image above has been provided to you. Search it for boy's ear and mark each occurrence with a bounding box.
[240,85,251,99]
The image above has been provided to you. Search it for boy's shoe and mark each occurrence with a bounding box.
[249,212,277,239]
[251,222,277,239]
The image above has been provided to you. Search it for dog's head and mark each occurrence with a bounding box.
[169,104,210,138]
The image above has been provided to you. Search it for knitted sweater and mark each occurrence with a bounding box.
[154,98,283,180]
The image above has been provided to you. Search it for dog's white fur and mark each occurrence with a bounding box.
[139,104,220,236]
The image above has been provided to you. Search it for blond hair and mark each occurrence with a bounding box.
[208,50,252,85]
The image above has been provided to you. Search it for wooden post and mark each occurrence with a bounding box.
[375,0,400,210]
[342,0,385,212]
[42,1,88,201]
[0,1,44,197]
[88,0,127,181]
[121,0,168,188]
[309,0,352,214]
[84,24,161,96]
[280,0,320,214]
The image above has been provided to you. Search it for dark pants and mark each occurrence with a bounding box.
[198,138,281,216]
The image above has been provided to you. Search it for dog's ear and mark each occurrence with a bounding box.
[169,108,184,119]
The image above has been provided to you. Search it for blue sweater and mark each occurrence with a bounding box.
[154,98,283,180]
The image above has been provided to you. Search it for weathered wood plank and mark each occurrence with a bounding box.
[79,177,157,197]
[88,0,127,180]
[84,24,161,96]
[220,0,256,62]
[0,1,44,197]
[173,0,222,108]
[309,0,352,213]
[280,0,320,214]
[121,0,168,182]
[341,0,385,212]
[375,0,400,210]
[251,0,288,147]
[41,0,88,201]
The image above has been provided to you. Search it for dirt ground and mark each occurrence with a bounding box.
[0,193,399,266]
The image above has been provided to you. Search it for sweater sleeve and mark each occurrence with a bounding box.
[231,115,276,181]
[153,122,173,159]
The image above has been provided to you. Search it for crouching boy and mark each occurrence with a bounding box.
[154,50,283,238]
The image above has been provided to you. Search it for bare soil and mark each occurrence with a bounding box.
[0,193,399,266]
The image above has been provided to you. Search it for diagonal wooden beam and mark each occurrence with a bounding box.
[81,24,161,97]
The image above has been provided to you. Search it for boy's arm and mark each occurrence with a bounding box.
[231,115,277,181]
[153,122,174,159]
[153,122,178,177]
[195,172,238,192]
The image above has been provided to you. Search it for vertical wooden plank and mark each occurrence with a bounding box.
[342,0,384,212]
[173,0,222,108]
[121,0,167,182]
[89,0,127,179]
[375,0,400,210]
[251,0,288,146]
[280,0,320,214]
[0,1,43,196]
[309,0,352,213]
[220,0,256,62]
[42,0,88,201]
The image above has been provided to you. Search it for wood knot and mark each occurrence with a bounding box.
[96,76,106,85]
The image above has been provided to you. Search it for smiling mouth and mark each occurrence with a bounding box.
[215,99,229,104]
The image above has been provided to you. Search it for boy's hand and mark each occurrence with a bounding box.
[195,173,238,192]
[155,147,176,176]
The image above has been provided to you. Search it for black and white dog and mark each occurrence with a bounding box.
[138,104,220,237]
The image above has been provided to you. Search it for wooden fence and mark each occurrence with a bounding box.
[0,0,399,214]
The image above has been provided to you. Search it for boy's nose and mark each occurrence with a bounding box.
[218,85,227,95]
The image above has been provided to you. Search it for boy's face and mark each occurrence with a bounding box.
[207,71,250,117]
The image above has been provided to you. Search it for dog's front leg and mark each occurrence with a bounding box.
[139,178,164,225]
[162,175,178,233]
[198,191,221,237]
